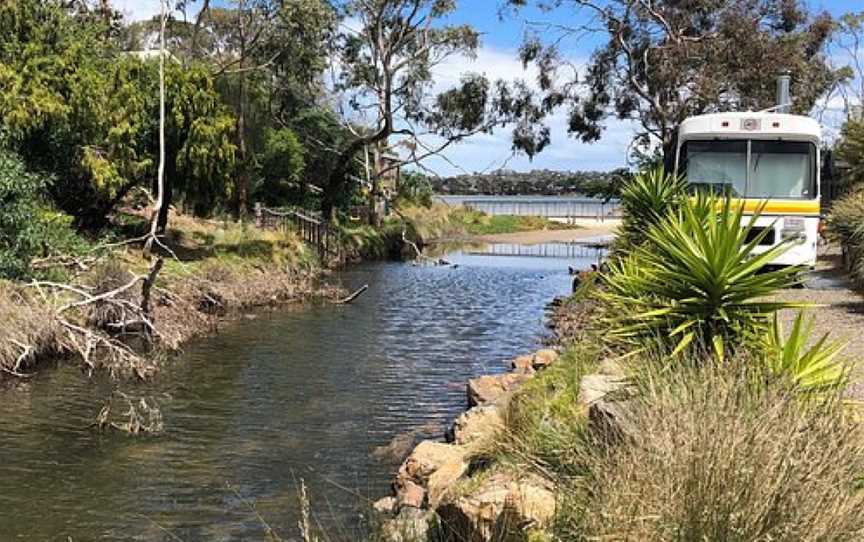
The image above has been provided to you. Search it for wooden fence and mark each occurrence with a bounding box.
[254,203,343,264]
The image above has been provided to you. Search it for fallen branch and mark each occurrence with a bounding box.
[337,284,369,304]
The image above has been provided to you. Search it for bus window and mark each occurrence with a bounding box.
[681,140,747,197]
[749,141,815,199]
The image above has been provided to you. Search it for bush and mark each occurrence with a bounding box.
[602,194,803,357]
[253,128,307,208]
[0,150,85,279]
[828,189,864,289]
[557,363,864,541]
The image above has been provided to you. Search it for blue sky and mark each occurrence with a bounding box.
[118,0,858,175]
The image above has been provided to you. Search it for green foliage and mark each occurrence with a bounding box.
[431,168,628,198]
[0,150,84,279]
[838,120,864,189]
[761,312,848,395]
[497,343,598,475]
[603,195,804,357]
[512,0,844,166]
[0,1,237,226]
[396,171,433,207]
[617,166,685,250]
[828,190,864,289]
[253,128,307,207]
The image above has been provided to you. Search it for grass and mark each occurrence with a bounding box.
[452,208,579,236]
[557,361,864,541]
[0,281,65,375]
[0,209,333,380]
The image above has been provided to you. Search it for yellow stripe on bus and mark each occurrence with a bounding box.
[732,199,820,215]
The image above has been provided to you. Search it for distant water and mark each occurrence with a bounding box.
[436,194,621,218]
[0,243,603,541]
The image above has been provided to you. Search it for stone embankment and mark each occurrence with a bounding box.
[373,346,628,541]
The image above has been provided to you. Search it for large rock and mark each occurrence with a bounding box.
[450,405,503,445]
[427,459,470,508]
[502,480,556,530]
[399,440,467,484]
[530,349,558,370]
[511,354,535,374]
[436,472,556,542]
[510,349,559,374]
[467,373,532,407]
[396,479,426,509]
[578,372,632,437]
[379,507,438,542]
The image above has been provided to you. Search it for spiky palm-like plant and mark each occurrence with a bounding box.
[762,312,848,395]
[603,195,808,357]
[617,166,686,250]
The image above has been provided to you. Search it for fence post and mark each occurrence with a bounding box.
[254,202,263,228]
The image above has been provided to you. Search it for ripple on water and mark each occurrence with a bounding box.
[0,244,602,540]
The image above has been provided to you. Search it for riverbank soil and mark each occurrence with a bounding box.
[471,218,621,245]
[0,208,338,382]
[773,244,864,397]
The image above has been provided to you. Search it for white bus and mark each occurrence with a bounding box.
[675,111,821,267]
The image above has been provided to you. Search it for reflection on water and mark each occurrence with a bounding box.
[0,243,601,541]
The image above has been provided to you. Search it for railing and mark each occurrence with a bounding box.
[437,196,622,221]
[254,203,343,265]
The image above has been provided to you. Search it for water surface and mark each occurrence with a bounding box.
[0,244,601,541]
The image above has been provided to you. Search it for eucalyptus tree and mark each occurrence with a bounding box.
[323,0,549,219]
[508,0,844,170]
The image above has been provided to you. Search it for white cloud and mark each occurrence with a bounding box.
[112,0,203,23]
[399,45,637,176]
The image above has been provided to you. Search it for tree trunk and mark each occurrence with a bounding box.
[234,0,249,221]
[662,128,679,175]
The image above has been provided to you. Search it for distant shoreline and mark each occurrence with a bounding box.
[468,219,619,245]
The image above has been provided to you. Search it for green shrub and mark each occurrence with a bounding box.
[617,166,686,250]
[828,190,864,289]
[0,150,86,279]
[556,363,864,541]
[602,195,804,357]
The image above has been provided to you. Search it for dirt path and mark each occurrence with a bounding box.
[473,219,621,245]
[774,246,864,395]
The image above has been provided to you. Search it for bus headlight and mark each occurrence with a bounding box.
[781,217,806,243]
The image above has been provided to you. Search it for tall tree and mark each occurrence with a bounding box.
[509,0,844,170]
[322,0,549,219]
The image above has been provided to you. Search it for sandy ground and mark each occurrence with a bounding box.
[772,246,864,397]
[473,219,622,245]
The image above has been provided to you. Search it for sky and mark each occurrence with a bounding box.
[115,0,858,176]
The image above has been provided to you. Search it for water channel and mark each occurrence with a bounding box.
[0,242,603,541]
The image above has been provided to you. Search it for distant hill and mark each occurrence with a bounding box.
[429,168,630,197]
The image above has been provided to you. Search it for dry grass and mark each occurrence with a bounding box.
[0,281,65,375]
[0,211,339,380]
[558,362,864,541]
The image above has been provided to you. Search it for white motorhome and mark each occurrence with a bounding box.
[675,110,821,267]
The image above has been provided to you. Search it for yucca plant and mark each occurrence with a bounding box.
[762,312,849,395]
[603,194,809,357]
[617,166,686,250]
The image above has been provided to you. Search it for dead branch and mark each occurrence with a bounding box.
[336,284,369,304]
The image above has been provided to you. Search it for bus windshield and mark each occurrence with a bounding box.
[680,140,816,199]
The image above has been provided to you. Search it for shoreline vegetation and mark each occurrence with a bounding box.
[0,208,343,386]
[367,169,864,542]
[0,199,592,387]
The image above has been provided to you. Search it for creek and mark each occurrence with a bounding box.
[0,242,603,541]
